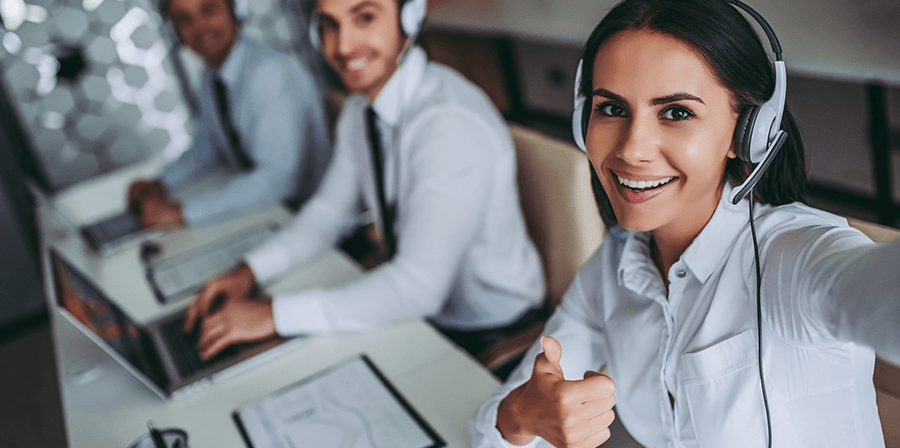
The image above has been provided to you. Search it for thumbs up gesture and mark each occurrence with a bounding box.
[496,336,617,447]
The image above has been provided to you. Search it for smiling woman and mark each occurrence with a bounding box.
[470,1,900,448]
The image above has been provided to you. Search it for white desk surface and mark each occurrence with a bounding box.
[428,0,900,86]
[38,170,503,448]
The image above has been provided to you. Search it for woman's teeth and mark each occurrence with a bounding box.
[617,175,675,190]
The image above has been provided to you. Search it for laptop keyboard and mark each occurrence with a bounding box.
[160,317,239,378]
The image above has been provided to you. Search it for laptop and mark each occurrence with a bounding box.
[50,249,305,400]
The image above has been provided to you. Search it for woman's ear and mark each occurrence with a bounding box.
[726,146,738,160]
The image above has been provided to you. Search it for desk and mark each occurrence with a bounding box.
[38,197,503,447]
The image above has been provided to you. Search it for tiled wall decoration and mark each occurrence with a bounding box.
[1,0,315,191]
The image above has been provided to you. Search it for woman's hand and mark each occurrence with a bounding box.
[496,336,617,448]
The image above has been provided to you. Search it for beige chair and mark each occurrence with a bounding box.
[846,217,900,448]
[475,124,605,371]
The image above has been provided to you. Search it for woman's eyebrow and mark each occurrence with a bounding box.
[651,93,704,105]
[592,88,628,104]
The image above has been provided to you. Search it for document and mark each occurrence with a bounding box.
[233,355,444,448]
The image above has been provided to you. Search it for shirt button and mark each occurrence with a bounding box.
[676,270,686,278]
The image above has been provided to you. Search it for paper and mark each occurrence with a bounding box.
[234,356,443,448]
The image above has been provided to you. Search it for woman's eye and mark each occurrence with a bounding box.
[596,103,625,117]
[662,107,694,121]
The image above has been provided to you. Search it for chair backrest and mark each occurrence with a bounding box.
[509,123,605,306]
[846,217,900,447]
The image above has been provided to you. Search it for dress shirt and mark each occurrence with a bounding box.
[160,35,330,224]
[471,183,900,448]
[245,46,545,334]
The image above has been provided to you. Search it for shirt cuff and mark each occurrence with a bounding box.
[178,197,208,225]
[245,243,293,284]
[271,289,334,335]
[470,395,544,448]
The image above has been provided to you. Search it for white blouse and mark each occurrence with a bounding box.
[471,183,900,448]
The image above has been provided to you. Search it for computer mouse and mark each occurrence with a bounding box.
[140,241,162,261]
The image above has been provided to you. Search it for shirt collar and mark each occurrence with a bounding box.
[215,34,248,86]
[618,182,750,286]
[681,182,749,283]
[371,46,427,126]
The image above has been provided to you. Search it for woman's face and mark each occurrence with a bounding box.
[586,29,739,241]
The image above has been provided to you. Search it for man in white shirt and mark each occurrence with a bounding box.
[181,0,546,361]
[128,0,330,227]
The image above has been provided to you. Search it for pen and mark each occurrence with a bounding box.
[148,421,167,448]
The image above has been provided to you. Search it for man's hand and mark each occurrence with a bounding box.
[195,294,277,360]
[127,179,165,215]
[139,196,184,229]
[496,336,616,448]
[183,263,256,334]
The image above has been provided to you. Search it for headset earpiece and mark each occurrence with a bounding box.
[400,0,426,37]
[572,60,588,151]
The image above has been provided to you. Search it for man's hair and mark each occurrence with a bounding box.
[159,0,238,21]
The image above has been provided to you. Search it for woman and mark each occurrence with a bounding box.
[470,0,900,447]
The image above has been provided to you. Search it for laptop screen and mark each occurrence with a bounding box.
[50,251,168,389]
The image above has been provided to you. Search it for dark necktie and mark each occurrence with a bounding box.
[212,75,254,171]
[365,106,396,260]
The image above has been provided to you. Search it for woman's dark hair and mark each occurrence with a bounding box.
[580,0,807,228]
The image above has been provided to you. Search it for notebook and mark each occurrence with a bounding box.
[50,249,305,400]
[233,355,445,448]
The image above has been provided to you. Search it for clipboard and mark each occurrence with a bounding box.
[232,354,445,448]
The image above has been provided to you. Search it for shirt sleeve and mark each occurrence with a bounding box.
[763,222,900,365]
[179,62,330,224]
[469,268,610,447]
[265,109,506,335]
[160,108,216,192]
[244,100,363,284]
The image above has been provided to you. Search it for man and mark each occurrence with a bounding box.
[129,0,330,227]
[182,0,546,361]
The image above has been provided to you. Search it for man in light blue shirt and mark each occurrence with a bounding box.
[129,0,330,227]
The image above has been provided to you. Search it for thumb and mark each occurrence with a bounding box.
[540,335,563,367]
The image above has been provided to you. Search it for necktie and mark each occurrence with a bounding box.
[212,75,254,171]
[365,106,396,260]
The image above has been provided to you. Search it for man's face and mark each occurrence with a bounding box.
[315,0,406,99]
[169,0,238,69]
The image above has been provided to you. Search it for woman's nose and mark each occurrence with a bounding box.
[616,116,656,165]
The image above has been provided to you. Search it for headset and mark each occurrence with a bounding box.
[307,0,427,62]
[572,1,782,446]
